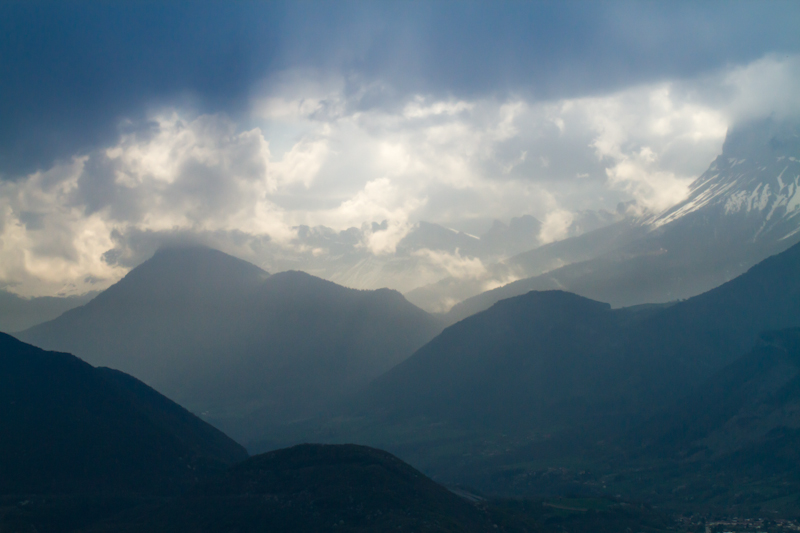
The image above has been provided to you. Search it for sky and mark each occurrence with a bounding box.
[2,0,800,297]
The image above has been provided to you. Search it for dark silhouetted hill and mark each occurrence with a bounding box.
[114,444,492,533]
[363,290,624,432]
[0,333,247,496]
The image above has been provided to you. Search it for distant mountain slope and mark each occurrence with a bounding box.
[0,333,247,496]
[130,444,491,533]
[360,239,800,436]
[504,216,647,281]
[0,289,97,333]
[443,218,647,323]
[405,211,631,314]
[20,246,271,391]
[446,119,800,322]
[19,246,442,443]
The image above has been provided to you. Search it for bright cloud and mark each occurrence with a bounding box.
[411,248,487,280]
[1,55,798,296]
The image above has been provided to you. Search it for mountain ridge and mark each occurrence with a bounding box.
[19,245,443,444]
[347,239,800,458]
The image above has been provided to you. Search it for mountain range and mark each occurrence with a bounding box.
[18,246,442,443]
[0,333,676,532]
[242,237,800,515]
[5,119,800,530]
[360,238,800,436]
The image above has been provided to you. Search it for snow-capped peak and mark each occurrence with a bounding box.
[648,119,800,242]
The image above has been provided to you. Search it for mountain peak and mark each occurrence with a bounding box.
[142,245,269,278]
[91,246,269,304]
[650,118,800,242]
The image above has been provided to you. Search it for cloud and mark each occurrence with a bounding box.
[411,248,487,280]
[2,54,800,295]
[3,1,799,179]
[0,157,127,296]
[539,208,576,245]
[718,54,800,124]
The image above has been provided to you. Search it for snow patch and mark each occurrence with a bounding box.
[786,176,800,213]
[725,190,749,214]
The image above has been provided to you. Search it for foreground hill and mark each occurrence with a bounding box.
[119,444,492,533]
[20,246,442,443]
[5,443,676,533]
[0,333,247,496]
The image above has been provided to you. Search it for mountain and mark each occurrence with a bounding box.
[294,240,800,509]
[445,118,800,322]
[444,217,647,322]
[20,246,271,393]
[405,210,631,314]
[0,333,247,496]
[358,238,800,441]
[650,118,800,240]
[573,328,800,517]
[363,291,622,432]
[110,444,492,533]
[19,246,442,443]
[0,289,97,332]
[643,327,800,461]
[504,212,646,281]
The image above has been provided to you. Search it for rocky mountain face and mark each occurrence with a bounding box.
[650,119,800,242]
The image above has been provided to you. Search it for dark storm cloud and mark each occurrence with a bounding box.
[0,1,280,178]
[2,0,799,179]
